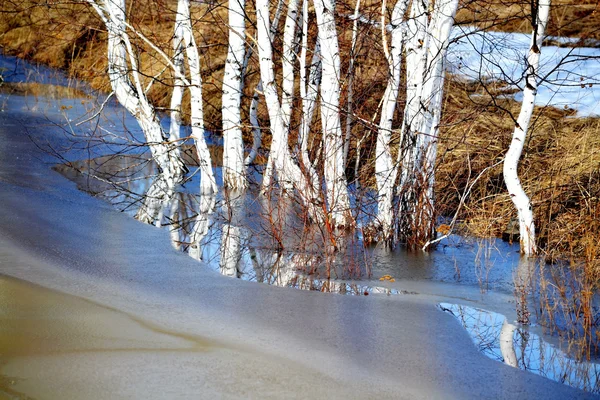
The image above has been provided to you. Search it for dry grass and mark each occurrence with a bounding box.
[0,81,89,98]
[436,78,600,259]
[0,0,234,129]
[457,0,600,41]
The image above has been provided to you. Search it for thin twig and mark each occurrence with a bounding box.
[75,92,114,126]
[422,159,503,251]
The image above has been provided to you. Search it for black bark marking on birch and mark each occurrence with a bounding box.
[530,0,540,51]
[525,81,535,91]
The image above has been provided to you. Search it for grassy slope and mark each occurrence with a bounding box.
[0,0,598,264]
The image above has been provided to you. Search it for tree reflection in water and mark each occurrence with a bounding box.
[440,302,600,394]
[57,155,401,296]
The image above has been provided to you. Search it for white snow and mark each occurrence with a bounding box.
[448,26,600,117]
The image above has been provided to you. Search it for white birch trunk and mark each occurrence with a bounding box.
[396,0,458,247]
[343,0,361,167]
[256,0,325,223]
[247,0,285,176]
[281,0,300,131]
[244,82,262,166]
[87,0,186,186]
[282,0,321,191]
[499,320,518,368]
[189,193,216,261]
[406,0,459,245]
[375,0,409,241]
[503,0,549,256]
[398,0,429,222]
[220,190,244,277]
[313,0,352,228]
[417,0,459,239]
[222,0,248,189]
[169,17,185,144]
[177,0,218,194]
[257,0,293,192]
[301,44,322,181]
[299,1,321,189]
[402,0,428,142]
[398,0,428,220]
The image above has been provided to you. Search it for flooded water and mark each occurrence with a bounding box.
[54,153,526,298]
[440,302,600,394]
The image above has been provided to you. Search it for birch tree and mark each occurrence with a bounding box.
[396,0,459,247]
[398,0,429,238]
[176,0,217,194]
[244,0,286,168]
[375,0,409,243]
[84,0,187,186]
[188,193,216,261]
[298,0,321,189]
[169,7,185,147]
[255,0,325,223]
[220,190,245,277]
[85,0,218,194]
[222,0,248,189]
[503,0,550,256]
[313,0,353,228]
[365,0,458,247]
[281,0,300,133]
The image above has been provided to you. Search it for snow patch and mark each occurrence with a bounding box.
[449,26,600,117]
